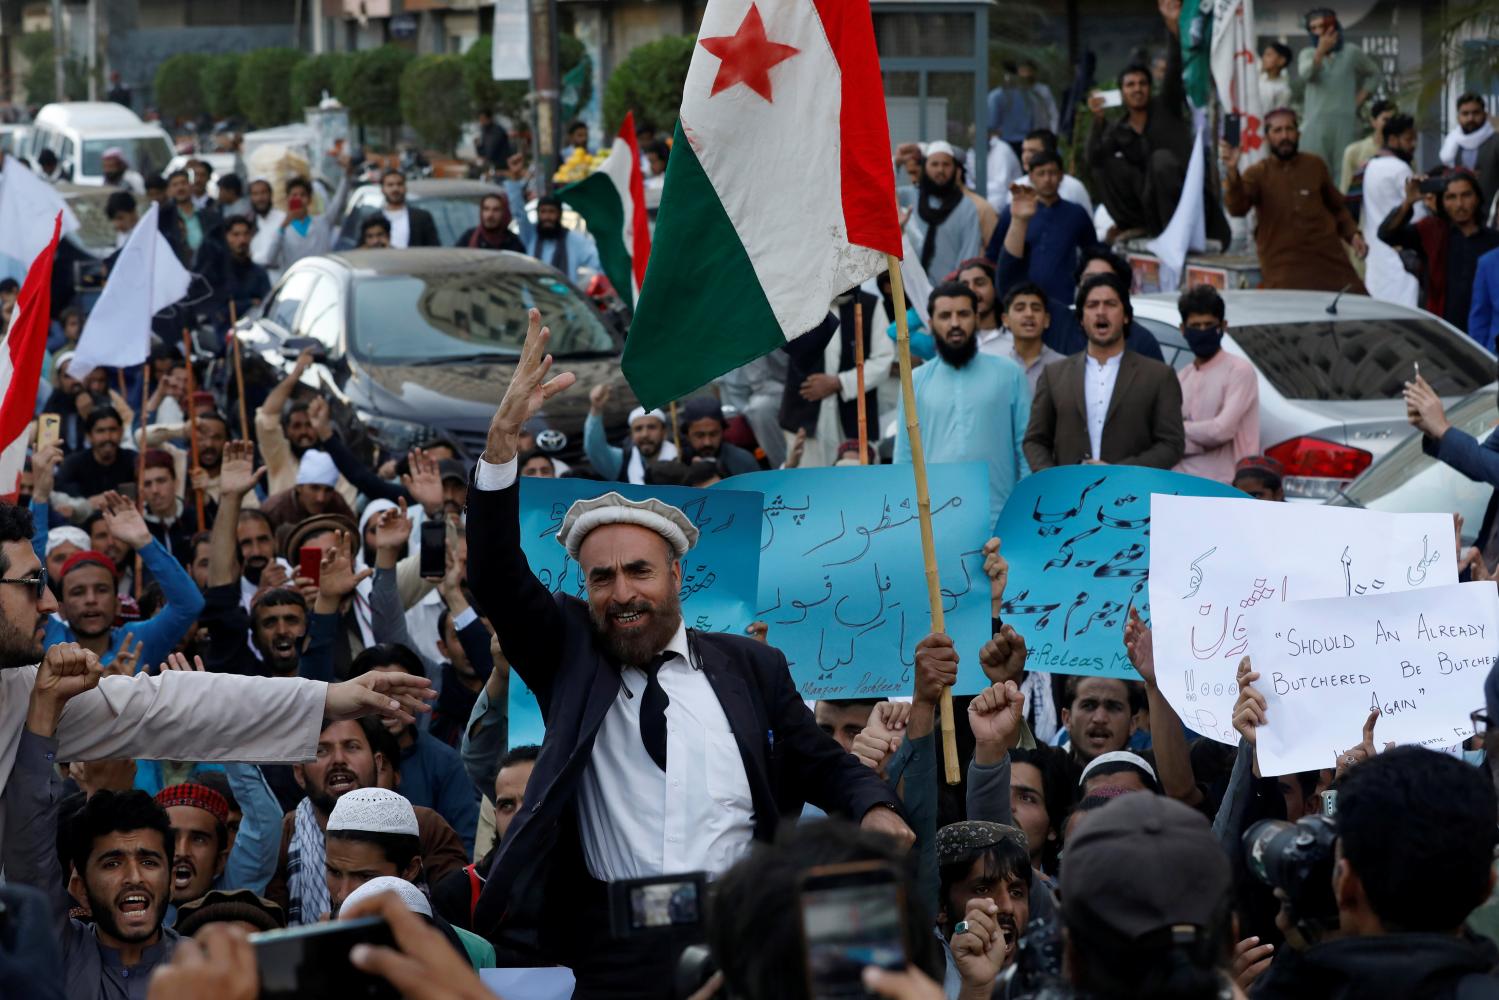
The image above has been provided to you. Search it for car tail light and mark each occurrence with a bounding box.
[1265,436,1373,500]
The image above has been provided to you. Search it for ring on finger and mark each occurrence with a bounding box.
[953,920,969,936]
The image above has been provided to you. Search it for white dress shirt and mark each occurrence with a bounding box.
[385,205,411,248]
[1083,351,1122,461]
[474,455,757,881]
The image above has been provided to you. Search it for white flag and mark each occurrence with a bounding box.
[0,155,79,272]
[1211,0,1266,168]
[1147,119,1208,293]
[70,202,192,379]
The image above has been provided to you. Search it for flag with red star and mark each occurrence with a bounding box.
[622,0,901,409]
[1211,0,1266,167]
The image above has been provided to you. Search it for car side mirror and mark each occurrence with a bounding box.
[280,336,329,361]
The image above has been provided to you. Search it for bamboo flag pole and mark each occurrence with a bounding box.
[229,301,250,441]
[887,253,959,784]
[854,299,868,465]
[669,400,682,453]
[181,328,205,527]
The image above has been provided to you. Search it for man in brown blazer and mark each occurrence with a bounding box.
[1024,274,1185,470]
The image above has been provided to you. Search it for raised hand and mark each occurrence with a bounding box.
[101,491,152,550]
[1403,174,1424,206]
[324,670,435,726]
[1402,374,1449,438]
[373,498,414,552]
[589,382,612,415]
[438,543,467,601]
[218,440,265,499]
[1232,936,1275,993]
[981,537,1008,610]
[968,680,1025,754]
[950,898,1007,988]
[318,533,373,601]
[1122,606,1156,685]
[28,643,104,736]
[30,441,62,502]
[308,396,333,442]
[978,623,1027,686]
[401,450,444,515]
[160,651,206,673]
[1009,183,1039,222]
[106,633,145,677]
[1334,708,1393,780]
[1232,657,1266,747]
[1219,140,1241,172]
[485,308,577,464]
[913,632,958,706]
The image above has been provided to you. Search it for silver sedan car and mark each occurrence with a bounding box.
[1130,290,1496,500]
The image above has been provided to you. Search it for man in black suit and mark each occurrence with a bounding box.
[465,309,912,995]
[373,168,440,248]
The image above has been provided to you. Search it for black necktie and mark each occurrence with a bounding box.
[640,653,671,771]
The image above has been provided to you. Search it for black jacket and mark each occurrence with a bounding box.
[358,205,441,247]
[1254,931,1499,1000]
[465,479,898,955]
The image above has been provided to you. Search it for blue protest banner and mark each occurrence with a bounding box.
[716,463,993,700]
[994,466,1244,678]
[506,476,765,747]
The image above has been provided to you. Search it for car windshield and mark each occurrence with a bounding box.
[63,192,118,254]
[82,137,174,178]
[1331,387,1498,543]
[350,269,616,364]
[1230,317,1492,400]
[414,196,494,246]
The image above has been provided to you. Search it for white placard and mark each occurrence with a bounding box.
[492,0,531,82]
[479,967,575,999]
[1148,495,1458,744]
[1248,582,1497,775]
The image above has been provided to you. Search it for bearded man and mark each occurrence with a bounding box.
[464,308,911,996]
[902,141,983,284]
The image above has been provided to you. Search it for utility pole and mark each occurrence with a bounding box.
[86,0,97,100]
[50,0,65,102]
[529,0,561,194]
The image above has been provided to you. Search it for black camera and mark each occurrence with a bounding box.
[1243,816,1338,926]
[1420,174,1451,196]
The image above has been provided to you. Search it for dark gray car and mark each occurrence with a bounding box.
[235,248,637,462]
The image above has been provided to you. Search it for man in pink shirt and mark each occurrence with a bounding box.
[1172,285,1260,483]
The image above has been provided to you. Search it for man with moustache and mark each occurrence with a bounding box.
[1024,274,1185,470]
[584,384,678,484]
[464,309,910,995]
[504,155,601,285]
[895,281,1031,523]
[155,783,232,909]
[1381,170,1499,338]
[1223,107,1369,292]
[265,716,468,924]
[1360,113,1422,308]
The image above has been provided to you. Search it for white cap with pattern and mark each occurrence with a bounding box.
[326,788,419,837]
[340,876,432,918]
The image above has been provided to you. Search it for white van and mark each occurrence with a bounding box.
[25,102,173,185]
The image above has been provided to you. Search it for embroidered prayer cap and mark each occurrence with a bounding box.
[340,876,432,918]
[326,788,419,837]
[556,492,699,561]
[628,405,667,429]
[174,889,285,936]
[296,449,340,487]
[936,820,1029,867]
[155,782,230,825]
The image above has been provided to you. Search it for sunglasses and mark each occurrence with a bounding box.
[0,569,49,600]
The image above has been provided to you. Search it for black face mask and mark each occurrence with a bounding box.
[1183,326,1223,359]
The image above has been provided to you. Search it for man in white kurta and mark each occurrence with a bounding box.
[0,506,432,860]
[1360,118,1422,309]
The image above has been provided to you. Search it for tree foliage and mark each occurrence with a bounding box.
[602,34,695,136]
[237,48,305,128]
[400,55,473,152]
[290,52,350,111]
[201,53,243,121]
[155,53,210,124]
[337,45,414,130]
[462,35,528,121]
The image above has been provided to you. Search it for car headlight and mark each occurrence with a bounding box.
[356,410,440,454]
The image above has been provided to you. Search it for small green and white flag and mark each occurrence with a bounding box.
[621,0,903,409]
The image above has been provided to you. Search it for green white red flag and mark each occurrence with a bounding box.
[560,111,652,306]
[622,0,901,408]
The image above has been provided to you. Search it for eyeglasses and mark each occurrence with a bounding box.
[0,570,48,601]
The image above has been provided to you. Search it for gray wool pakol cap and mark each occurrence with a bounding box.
[556,492,700,560]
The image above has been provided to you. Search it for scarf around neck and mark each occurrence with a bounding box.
[287,797,329,925]
[1442,121,1496,167]
[917,176,964,271]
